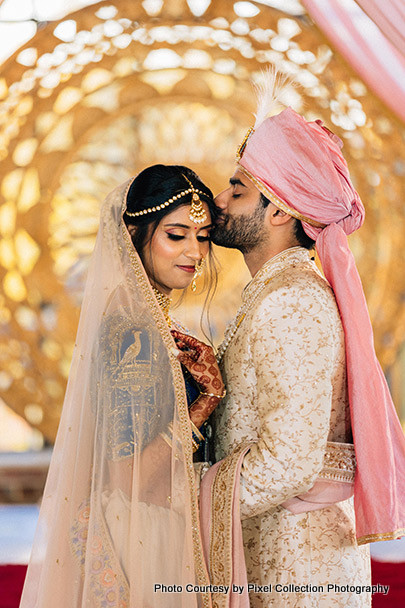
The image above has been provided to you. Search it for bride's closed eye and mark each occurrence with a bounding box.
[165,233,210,242]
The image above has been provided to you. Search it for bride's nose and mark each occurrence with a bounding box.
[185,235,202,260]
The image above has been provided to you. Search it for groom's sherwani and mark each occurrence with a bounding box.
[214,247,370,607]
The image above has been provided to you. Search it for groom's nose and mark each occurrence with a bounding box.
[214,188,229,210]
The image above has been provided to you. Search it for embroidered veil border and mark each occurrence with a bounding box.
[20,179,211,608]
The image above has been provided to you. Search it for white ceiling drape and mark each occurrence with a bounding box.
[302,0,405,123]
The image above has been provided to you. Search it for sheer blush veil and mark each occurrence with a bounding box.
[20,179,212,608]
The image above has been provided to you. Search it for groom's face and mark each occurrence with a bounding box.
[211,169,267,253]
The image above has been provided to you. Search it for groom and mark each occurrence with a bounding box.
[209,107,405,607]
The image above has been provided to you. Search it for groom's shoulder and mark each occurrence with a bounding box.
[253,262,338,320]
[268,260,332,296]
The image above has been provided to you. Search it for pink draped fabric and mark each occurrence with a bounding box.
[302,0,405,123]
[355,0,405,55]
[282,478,354,514]
[200,449,250,608]
[317,224,405,542]
[239,106,405,543]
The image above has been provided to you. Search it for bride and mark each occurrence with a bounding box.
[20,165,226,608]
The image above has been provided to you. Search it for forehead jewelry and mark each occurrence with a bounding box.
[181,174,208,225]
[125,177,208,224]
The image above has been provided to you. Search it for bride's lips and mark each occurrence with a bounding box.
[177,265,195,273]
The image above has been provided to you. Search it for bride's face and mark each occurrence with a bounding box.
[141,203,212,295]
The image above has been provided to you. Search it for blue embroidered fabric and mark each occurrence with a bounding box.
[182,365,213,464]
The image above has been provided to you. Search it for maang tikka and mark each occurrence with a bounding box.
[191,257,206,292]
[182,174,208,224]
[125,175,208,223]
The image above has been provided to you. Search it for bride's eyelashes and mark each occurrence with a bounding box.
[165,233,210,242]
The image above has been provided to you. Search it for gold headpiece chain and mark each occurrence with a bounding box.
[181,174,208,224]
[125,175,208,224]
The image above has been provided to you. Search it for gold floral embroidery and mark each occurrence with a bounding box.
[214,248,371,607]
[70,499,130,608]
[209,442,252,608]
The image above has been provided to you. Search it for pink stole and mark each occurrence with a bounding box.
[317,224,405,543]
[282,479,354,513]
[199,444,251,608]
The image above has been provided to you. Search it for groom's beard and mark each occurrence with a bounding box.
[211,204,267,254]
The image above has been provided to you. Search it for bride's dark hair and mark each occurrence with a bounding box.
[123,164,219,338]
[123,164,218,250]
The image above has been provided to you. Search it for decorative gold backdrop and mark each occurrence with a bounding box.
[0,0,404,441]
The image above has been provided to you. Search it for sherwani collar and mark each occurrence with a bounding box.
[242,246,311,303]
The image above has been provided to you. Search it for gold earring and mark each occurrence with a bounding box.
[191,257,206,292]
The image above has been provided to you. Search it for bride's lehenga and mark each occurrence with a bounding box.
[19,179,212,608]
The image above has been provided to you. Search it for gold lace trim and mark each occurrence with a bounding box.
[357,528,405,546]
[210,442,252,608]
[152,287,172,326]
[320,441,356,483]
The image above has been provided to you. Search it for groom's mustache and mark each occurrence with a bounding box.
[213,212,228,225]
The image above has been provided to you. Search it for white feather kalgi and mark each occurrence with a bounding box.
[236,67,293,161]
[253,67,292,130]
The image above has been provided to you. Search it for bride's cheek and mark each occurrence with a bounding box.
[152,235,181,262]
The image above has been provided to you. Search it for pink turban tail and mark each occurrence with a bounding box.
[239,107,405,543]
[317,224,405,543]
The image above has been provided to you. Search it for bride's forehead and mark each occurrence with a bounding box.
[159,203,211,226]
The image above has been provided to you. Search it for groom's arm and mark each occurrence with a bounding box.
[238,277,338,520]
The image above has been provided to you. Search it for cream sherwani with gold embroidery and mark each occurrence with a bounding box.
[214,247,371,608]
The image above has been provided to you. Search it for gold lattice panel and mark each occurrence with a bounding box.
[0,0,405,441]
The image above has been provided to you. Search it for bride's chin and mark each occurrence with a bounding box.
[168,276,194,291]
[173,280,193,291]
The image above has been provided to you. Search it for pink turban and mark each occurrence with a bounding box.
[239,107,405,544]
